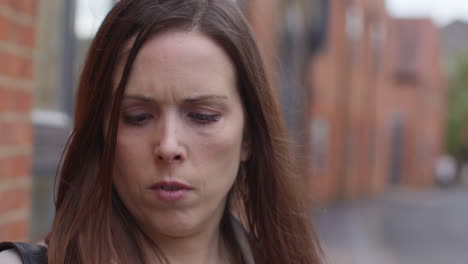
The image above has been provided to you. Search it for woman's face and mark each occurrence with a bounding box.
[112,31,249,239]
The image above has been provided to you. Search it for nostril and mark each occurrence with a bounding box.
[157,154,182,161]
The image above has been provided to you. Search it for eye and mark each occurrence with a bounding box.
[122,113,153,126]
[188,112,220,124]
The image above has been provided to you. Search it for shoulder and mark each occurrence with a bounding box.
[0,249,22,264]
[0,241,47,264]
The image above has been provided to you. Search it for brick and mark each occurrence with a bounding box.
[10,0,37,17]
[15,22,35,48]
[14,122,31,146]
[0,0,12,6]
[0,121,31,146]
[5,53,20,77]
[0,155,30,180]
[0,158,4,178]
[0,85,15,112]
[0,50,7,75]
[11,154,30,178]
[4,53,33,80]
[0,1,10,8]
[0,121,16,145]
[0,186,30,214]
[22,56,33,80]
[0,156,12,179]
[0,218,29,241]
[14,88,32,112]
[0,0,35,243]
[0,14,12,42]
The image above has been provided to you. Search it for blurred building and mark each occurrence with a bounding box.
[245,0,317,142]
[440,20,468,66]
[305,1,445,203]
[243,0,328,178]
[0,0,38,241]
[306,0,391,202]
[381,18,445,187]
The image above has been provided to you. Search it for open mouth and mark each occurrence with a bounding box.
[159,185,184,191]
[157,185,190,192]
[151,181,193,191]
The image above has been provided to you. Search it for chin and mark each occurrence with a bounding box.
[142,210,204,236]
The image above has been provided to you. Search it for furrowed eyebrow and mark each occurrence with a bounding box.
[123,94,228,103]
[124,94,156,102]
[184,95,228,103]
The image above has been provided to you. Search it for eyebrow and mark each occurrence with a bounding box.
[123,94,229,103]
[184,95,228,103]
[124,94,155,102]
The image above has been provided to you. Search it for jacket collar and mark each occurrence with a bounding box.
[230,215,255,264]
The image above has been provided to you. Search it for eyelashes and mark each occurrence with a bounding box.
[122,112,220,126]
[188,112,220,124]
[123,113,153,126]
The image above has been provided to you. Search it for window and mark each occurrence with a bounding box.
[370,21,386,73]
[310,118,329,171]
[345,5,364,64]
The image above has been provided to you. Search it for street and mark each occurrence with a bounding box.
[312,187,468,264]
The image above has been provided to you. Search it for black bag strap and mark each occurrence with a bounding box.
[0,242,46,264]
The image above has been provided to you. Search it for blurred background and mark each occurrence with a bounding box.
[1,0,468,263]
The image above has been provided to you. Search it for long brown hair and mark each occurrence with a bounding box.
[46,0,322,263]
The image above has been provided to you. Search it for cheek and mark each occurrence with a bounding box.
[115,123,154,162]
[112,134,152,219]
[208,132,243,159]
[113,130,152,191]
[115,137,142,174]
[195,111,245,157]
[195,122,245,188]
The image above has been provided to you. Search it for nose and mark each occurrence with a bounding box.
[154,115,185,163]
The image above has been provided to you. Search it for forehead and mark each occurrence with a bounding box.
[137,30,231,69]
[117,30,237,99]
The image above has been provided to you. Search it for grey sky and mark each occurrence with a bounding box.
[386,0,468,26]
[75,0,112,39]
[75,0,468,38]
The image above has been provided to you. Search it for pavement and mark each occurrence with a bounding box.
[312,187,468,264]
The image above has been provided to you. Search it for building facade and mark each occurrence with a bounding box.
[305,1,445,203]
[0,0,38,241]
[377,18,445,187]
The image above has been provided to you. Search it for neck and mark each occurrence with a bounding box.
[141,216,231,264]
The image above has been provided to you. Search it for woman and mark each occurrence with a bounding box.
[1,0,322,263]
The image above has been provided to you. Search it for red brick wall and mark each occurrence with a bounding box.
[244,0,280,90]
[306,0,348,203]
[0,0,38,241]
[377,19,445,187]
[343,0,391,199]
[306,0,393,203]
[237,1,443,205]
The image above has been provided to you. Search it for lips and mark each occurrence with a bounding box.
[150,181,193,202]
[150,181,193,191]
